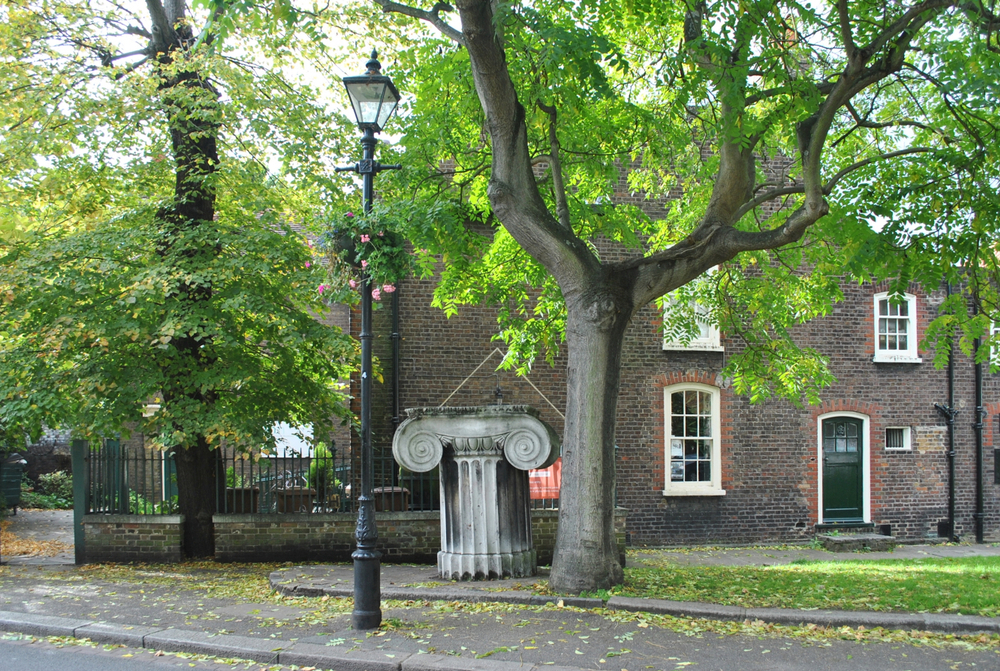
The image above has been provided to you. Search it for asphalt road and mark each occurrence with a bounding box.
[2,624,997,671]
[0,636,260,670]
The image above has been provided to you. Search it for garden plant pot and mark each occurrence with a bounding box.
[372,486,409,512]
[225,487,259,514]
[276,487,316,513]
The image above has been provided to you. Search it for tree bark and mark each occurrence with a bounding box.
[173,435,218,557]
[548,279,631,592]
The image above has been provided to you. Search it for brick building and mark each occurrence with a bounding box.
[357,270,1000,547]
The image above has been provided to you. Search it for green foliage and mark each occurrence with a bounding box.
[351,0,1000,403]
[129,491,178,515]
[0,0,364,450]
[307,442,339,499]
[20,474,72,510]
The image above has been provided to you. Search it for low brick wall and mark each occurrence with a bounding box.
[82,514,184,563]
[214,508,628,565]
[213,512,440,563]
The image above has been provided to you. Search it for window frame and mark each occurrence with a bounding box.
[884,426,912,451]
[662,383,725,497]
[873,291,921,363]
[662,270,723,352]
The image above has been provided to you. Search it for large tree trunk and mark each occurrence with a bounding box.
[173,436,219,557]
[148,0,222,559]
[549,282,630,592]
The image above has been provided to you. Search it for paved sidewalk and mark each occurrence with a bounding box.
[1,509,74,566]
[2,510,1000,670]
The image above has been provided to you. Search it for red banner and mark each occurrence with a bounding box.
[529,457,562,499]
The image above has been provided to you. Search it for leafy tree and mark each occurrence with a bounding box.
[0,0,361,556]
[345,0,1000,591]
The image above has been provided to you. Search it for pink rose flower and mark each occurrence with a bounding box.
[304,261,311,268]
[348,279,357,289]
[372,288,381,301]
[360,234,370,243]
[382,284,396,293]
[361,259,368,268]
[317,284,328,294]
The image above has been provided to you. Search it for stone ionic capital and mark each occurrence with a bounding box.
[392,406,560,472]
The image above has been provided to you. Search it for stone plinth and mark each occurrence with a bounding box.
[818,533,896,552]
[392,405,560,580]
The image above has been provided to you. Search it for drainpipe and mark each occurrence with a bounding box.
[391,285,401,432]
[934,283,959,541]
[973,299,986,543]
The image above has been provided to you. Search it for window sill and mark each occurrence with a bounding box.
[662,344,725,352]
[872,354,922,364]
[662,488,726,497]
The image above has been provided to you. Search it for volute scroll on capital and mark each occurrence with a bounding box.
[392,406,561,473]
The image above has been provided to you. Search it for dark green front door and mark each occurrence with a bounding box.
[822,417,864,521]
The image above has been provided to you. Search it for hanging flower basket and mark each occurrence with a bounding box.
[319,207,411,302]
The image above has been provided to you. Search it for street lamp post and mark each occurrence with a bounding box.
[337,49,401,631]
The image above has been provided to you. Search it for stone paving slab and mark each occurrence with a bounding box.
[0,611,595,671]
[743,607,920,630]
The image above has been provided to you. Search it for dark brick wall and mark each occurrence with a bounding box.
[213,512,439,563]
[83,514,183,563]
[213,509,627,565]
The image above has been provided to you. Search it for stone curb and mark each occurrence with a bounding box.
[75,622,168,648]
[0,611,92,637]
[273,581,604,609]
[0,610,588,671]
[142,628,286,663]
[278,643,407,671]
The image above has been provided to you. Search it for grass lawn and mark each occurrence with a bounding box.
[618,555,1000,617]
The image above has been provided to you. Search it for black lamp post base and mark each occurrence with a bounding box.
[351,549,383,630]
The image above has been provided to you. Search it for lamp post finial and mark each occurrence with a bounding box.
[366,50,381,74]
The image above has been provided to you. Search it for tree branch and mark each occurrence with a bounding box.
[836,0,857,64]
[731,185,806,223]
[745,80,836,106]
[856,0,952,64]
[729,147,933,223]
[537,101,571,231]
[826,147,934,192]
[451,0,597,287]
[145,0,181,53]
[371,0,466,46]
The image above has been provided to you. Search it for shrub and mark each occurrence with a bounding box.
[37,471,73,500]
[20,474,72,509]
[307,443,340,500]
[129,491,178,514]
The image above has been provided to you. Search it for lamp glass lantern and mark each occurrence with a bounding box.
[342,53,400,132]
